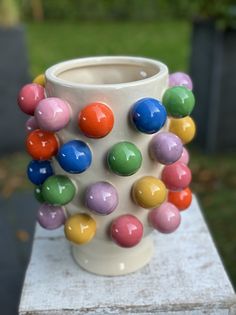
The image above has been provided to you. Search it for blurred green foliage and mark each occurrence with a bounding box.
[18,0,236,27]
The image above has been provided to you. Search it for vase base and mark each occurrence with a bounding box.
[71,236,154,276]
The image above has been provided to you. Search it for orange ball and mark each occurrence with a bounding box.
[78,102,114,138]
[168,187,192,211]
[26,129,59,160]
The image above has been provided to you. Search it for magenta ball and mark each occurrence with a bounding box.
[17,83,45,115]
[178,147,189,164]
[35,97,71,131]
[148,202,181,233]
[150,132,183,165]
[169,72,193,90]
[85,182,118,215]
[110,214,143,248]
[161,162,192,191]
[25,117,38,134]
[37,204,66,230]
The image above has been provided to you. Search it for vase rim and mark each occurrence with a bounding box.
[45,56,168,89]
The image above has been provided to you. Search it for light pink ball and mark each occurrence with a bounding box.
[25,117,38,134]
[169,72,193,90]
[148,202,181,233]
[17,83,45,115]
[35,97,71,131]
[178,147,189,165]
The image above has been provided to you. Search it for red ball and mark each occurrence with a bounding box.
[161,162,192,191]
[78,102,114,138]
[110,214,143,248]
[168,187,192,210]
[26,129,59,160]
[17,83,45,115]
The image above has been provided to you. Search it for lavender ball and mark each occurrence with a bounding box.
[37,204,66,230]
[150,132,183,165]
[169,72,193,90]
[85,182,118,215]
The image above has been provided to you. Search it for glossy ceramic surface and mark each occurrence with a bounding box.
[169,72,193,90]
[169,116,196,144]
[18,83,45,115]
[37,204,66,229]
[162,162,192,191]
[168,187,192,210]
[27,160,53,185]
[44,56,169,275]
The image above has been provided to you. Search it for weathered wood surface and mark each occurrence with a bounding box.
[19,196,236,314]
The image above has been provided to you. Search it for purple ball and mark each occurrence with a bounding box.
[169,72,193,90]
[150,132,183,165]
[37,204,66,230]
[85,182,118,215]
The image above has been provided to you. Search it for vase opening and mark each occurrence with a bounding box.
[47,56,166,87]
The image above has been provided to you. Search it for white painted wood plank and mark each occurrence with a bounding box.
[19,196,236,314]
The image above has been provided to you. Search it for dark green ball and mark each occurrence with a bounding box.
[162,86,195,117]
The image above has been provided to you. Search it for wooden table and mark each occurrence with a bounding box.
[19,196,236,314]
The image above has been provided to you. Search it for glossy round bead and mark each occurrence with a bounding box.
[37,204,66,230]
[34,186,45,203]
[35,97,71,132]
[132,176,167,209]
[26,129,59,160]
[130,98,167,134]
[169,116,196,144]
[150,132,183,165]
[178,147,189,164]
[33,74,45,87]
[78,102,114,138]
[17,83,45,115]
[110,214,143,248]
[148,202,181,233]
[162,162,192,191]
[27,160,53,185]
[162,86,195,118]
[168,187,192,211]
[57,140,92,174]
[107,141,142,176]
[169,72,193,90]
[64,213,96,245]
[85,182,118,215]
[42,175,76,205]
[25,117,38,134]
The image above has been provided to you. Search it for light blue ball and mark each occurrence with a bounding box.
[131,98,167,134]
[27,160,53,185]
[57,140,92,174]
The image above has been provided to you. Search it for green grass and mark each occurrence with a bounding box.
[10,20,236,287]
[26,20,190,77]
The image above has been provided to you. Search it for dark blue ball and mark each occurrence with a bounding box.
[27,160,53,185]
[57,140,92,174]
[131,98,167,134]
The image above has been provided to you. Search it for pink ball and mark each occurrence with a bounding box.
[110,214,143,248]
[161,162,192,191]
[169,72,193,90]
[17,83,45,115]
[25,117,38,134]
[148,202,181,233]
[178,147,189,165]
[35,97,71,131]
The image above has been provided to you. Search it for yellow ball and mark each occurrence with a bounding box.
[169,116,196,144]
[33,74,45,87]
[64,213,96,245]
[132,176,167,209]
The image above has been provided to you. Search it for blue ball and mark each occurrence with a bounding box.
[57,140,92,174]
[131,98,167,134]
[27,160,53,185]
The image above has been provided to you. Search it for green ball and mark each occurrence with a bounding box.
[34,186,44,203]
[107,141,142,176]
[42,175,76,205]
[162,86,195,117]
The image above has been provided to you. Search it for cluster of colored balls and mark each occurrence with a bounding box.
[20,70,195,250]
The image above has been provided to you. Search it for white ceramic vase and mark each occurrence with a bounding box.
[45,56,169,276]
